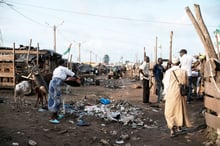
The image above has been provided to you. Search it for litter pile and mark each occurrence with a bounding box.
[64,98,160,129]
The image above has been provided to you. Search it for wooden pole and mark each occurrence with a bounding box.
[26,39,32,65]
[144,47,146,59]
[13,43,15,86]
[194,4,217,59]
[67,43,72,68]
[155,36,158,63]
[90,50,92,65]
[169,31,173,61]
[53,25,56,52]
[78,43,81,63]
[215,33,220,59]
[185,6,217,59]
[37,43,39,67]
[69,54,72,70]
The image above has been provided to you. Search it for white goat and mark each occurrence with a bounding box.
[14,80,32,108]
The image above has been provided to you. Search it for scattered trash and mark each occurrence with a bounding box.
[100,139,109,145]
[101,124,106,127]
[99,98,111,105]
[43,128,49,132]
[62,98,160,129]
[68,120,75,124]
[76,119,90,126]
[12,142,19,146]
[134,84,142,89]
[152,109,159,113]
[120,134,130,140]
[38,108,47,112]
[28,139,37,146]
[57,130,68,134]
[110,130,117,136]
[115,138,124,144]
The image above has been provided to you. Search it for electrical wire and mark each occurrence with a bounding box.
[4,0,218,27]
[0,0,49,27]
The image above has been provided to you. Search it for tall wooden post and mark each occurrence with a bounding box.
[194,4,217,59]
[13,43,15,86]
[185,6,217,59]
[169,31,173,61]
[53,25,56,52]
[37,43,39,67]
[26,39,32,65]
[69,54,72,70]
[78,43,81,63]
[215,33,220,59]
[144,47,146,59]
[155,36,158,63]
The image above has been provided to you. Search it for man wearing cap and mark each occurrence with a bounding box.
[139,56,151,104]
[179,49,199,103]
[163,57,192,137]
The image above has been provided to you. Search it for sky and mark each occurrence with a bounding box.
[0,0,220,63]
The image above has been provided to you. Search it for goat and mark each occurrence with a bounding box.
[35,86,48,108]
[14,80,32,108]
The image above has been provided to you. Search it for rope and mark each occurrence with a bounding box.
[208,58,220,93]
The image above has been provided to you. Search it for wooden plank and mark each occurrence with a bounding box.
[194,4,217,59]
[185,6,217,59]
[0,55,14,61]
[204,96,220,112]
[205,112,220,129]
[0,50,47,55]
[205,81,220,98]
[0,73,14,77]
[0,82,15,87]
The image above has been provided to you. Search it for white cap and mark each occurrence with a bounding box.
[172,57,179,64]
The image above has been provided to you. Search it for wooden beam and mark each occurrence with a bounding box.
[169,31,173,61]
[185,6,217,59]
[205,112,220,129]
[26,39,32,64]
[215,33,220,59]
[0,50,47,55]
[144,47,146,59]
[194,4,217,59]
[204,81,220,98]
[204,96,220,112]
[37,43,39,67]
[155,36,158,63]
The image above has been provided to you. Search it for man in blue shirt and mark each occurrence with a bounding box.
[153,58,165,103]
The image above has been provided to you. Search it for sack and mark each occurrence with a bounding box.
[179,84,189,96]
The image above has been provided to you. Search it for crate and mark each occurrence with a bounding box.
[0,48,15,88]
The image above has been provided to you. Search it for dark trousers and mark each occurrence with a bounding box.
[187,76,192,102]
[143,79,150,103]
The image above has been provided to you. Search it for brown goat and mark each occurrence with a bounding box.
[35,86,47,108]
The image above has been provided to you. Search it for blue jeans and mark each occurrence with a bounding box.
[187,76,192,102]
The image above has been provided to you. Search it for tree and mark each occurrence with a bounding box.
[103,54,110,65]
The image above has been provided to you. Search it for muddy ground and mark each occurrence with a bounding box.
[0,77,213,146]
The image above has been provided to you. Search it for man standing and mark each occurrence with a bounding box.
[179,49,199,103]
[163,57,191,137]
[139,56,150,104]
[153,58,165,103]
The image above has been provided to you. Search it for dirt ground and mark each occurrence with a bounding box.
[0,77,212,146]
